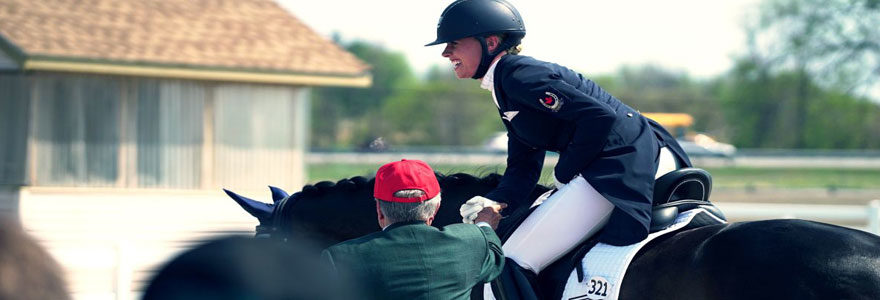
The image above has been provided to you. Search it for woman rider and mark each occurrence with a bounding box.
[425,0,692,296]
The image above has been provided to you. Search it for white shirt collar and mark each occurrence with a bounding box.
[479,56,502,91]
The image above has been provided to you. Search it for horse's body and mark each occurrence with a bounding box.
[227,173,880,299]
[622,220,880,299]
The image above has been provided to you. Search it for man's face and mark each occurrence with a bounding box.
[442,37,483,79]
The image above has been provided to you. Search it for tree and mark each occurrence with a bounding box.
[751,0,879,93]
[310,40,501,149]
[382,67,502,147]
[310,40,417,148]
[719,58,880,149]
[746,0,880,146]
[596,65,729,141]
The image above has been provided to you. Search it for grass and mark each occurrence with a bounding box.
[307,163,880,189]
[703,167,880,189]
[307,163,513,184]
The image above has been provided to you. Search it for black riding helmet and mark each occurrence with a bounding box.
[426,0,526,79]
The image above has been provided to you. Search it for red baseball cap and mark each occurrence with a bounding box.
[374,159,441,203]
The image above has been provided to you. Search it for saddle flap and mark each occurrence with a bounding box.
[649,206,679,232]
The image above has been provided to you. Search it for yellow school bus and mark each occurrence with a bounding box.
[642,112,736,157]
[641,112,693,138]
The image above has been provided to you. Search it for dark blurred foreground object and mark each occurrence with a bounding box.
[142,236,352,300]
[0,218,70,300]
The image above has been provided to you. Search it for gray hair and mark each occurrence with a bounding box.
[377,189,441,224]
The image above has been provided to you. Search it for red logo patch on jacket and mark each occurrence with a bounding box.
[540,91,562,112]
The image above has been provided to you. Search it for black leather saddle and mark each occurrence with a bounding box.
[649,168,726,232]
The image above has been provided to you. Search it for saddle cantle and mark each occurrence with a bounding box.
[649,168,726,232]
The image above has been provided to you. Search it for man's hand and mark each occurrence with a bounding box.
[473,202,507,230]
[460,196,501,224]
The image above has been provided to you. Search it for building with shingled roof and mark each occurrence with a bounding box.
[0,0,370,298]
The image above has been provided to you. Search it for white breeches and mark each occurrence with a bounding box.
[503,147,679,273]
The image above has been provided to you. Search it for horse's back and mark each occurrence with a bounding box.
[624,219,880,300]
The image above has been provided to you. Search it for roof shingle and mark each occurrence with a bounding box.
[0,0,370,77]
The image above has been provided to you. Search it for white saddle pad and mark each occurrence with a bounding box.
[561,208,726,300]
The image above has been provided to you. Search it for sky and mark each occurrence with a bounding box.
[276,0,762,79]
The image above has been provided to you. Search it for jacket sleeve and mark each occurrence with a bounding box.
[501,63,616,183]
[477,225,505,282]
[484,132,545,209]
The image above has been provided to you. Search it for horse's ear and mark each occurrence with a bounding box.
[268,186,289,203]
[223,189,273,223]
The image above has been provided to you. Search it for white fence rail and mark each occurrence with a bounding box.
[715,200,880,234]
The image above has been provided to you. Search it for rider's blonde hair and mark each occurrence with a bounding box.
[492,33,522,55]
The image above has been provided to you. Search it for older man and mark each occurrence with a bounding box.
[321,159,506,300]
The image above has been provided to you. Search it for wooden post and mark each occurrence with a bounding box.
[116,78,129,188]
[201,86,215,189]
[868,200,880,235]
[292,87,310,188]
[26,74,39,186]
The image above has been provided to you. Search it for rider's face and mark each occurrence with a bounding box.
[442,37,483,79]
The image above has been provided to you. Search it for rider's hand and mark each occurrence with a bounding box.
[460,196,501,224]
[473,202,507,230]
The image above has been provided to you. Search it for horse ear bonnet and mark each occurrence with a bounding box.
[268,186,289,203]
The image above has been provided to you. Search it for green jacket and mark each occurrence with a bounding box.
[321,221,505,300]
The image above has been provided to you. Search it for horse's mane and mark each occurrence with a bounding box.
[277,172,547,248]
[298,176,373,198]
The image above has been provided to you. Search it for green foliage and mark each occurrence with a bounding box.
[716,0,880,149]
[703,167,880,189]
[311,39,502,149]
[600,65,729,140]
[719,59,880,148]
[750,0,880,96]
[310,40,417,148]
[310,5,880,151]
[381,76,502,146]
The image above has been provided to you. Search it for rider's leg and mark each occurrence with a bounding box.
[502,176,614,273]
[502,146,679,274]
[486,147,679,299]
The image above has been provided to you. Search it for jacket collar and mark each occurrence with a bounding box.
[383,220,429,231]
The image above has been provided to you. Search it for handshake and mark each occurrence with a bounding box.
[459,196,507,229]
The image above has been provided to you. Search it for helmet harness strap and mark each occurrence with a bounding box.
[471,36,493,79]
[471,34,523,79]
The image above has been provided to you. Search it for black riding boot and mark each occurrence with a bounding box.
[490,258,540,300]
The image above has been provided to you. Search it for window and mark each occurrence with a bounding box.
[24,73,307,189]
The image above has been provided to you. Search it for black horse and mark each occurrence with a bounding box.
[226,169,880,299]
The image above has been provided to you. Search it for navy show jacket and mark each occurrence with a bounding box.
[483,55,692,245]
